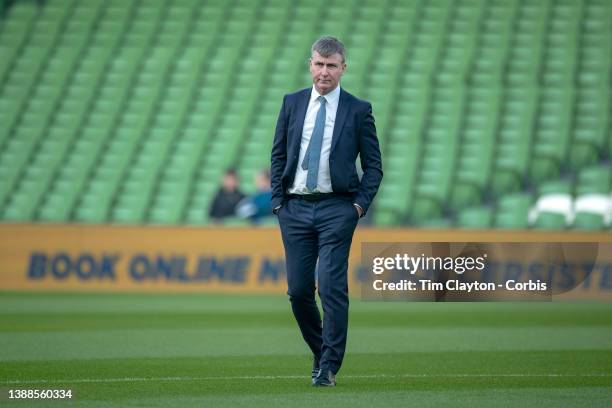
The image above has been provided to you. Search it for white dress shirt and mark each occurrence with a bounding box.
[288,85,340,194]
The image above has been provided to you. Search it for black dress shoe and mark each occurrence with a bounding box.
[311,357,320,385]
[313,369,336,387]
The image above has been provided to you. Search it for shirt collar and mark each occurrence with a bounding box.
[310,84,340,108]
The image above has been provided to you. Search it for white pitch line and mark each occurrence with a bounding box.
[3,373,612,385]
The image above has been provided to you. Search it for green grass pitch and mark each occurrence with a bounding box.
[1,292,611,407]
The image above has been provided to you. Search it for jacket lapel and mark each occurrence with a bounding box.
[331,88,348,153]
[292,88,311,151]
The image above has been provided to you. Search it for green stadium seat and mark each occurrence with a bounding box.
[533,212,567,230]
[573,213,605,231]
[420,217,453,229]
[494,193,532,229]
[576,165,611,195]
[457,207,493,229]
[538,180,572,196]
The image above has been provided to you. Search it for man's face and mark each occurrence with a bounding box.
[222,174,238,191]
[309,51,346,95]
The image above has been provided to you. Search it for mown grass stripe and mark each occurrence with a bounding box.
[4,373,612,385]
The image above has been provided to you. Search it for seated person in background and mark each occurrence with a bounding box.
[236,169,273,224]
[208,168,245,222]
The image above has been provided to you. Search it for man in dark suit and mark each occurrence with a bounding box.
[270,36,383,387]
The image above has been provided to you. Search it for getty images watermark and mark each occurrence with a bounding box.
[372,252,546,292]
[361,242,612,301]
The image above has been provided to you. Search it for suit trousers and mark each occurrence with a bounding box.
[278,195,359,375]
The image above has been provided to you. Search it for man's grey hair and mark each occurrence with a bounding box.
[311,36,346,63]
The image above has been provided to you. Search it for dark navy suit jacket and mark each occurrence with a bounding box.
[270,87,383,214]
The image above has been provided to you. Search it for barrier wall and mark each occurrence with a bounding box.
[0,224,610,299]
